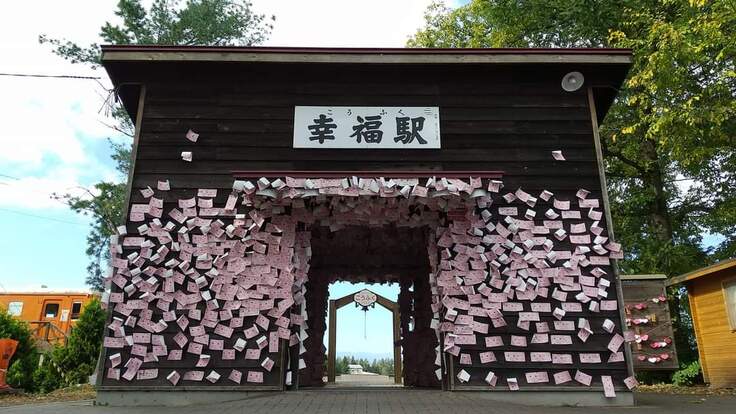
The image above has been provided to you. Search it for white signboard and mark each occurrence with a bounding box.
[354,289,377,307]
[293,106,440,149]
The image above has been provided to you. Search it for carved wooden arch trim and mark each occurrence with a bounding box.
[327,289,402,384]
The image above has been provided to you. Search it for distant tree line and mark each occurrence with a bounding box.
[334,356,395,376]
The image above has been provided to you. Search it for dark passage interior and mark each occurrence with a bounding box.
[297,225,440,388]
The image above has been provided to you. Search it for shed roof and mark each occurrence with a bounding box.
[620,274,667,281]
[666,258,736,287]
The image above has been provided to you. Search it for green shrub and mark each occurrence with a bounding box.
[672,360,703,386]
[0,309,39,391]
[51,298,106,387]
[32,353,63,393]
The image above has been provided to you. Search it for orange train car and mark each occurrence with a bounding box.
[0,291,98,344]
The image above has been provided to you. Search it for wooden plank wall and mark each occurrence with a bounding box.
[689,271,736,387]
[621,279,678,370]
[102,61,629,389]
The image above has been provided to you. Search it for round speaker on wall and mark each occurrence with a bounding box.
[561,71,585,92]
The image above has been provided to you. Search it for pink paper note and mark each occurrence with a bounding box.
[579,353,601,363]
[623,376,639,390]
[247,371,264,383]
[228,370,242,384]
[504,351,526,362]
[530,352,551,362]
[553,370,572,384]
[574,370,592,386]
[608,333,624,353]
[550,335,572,345]
[183,370,204,381]
[525,371,549,384]
[552,354,573,364]
[510,335,527,347]
[601,375,616,398]
[479,351,496,363]
[485,336,504,347]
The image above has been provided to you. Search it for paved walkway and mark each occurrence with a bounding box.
[331,373,400,387]
[1,391,736,414]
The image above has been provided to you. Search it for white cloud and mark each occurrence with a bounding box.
[0,1,124,210]
[255,0,438,47]
[0,0,449,212]
[0,168,103,210]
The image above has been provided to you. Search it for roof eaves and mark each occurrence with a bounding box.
[100,45,633,65]
[666,258,736,286]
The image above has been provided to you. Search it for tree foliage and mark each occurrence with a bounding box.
[0,309,39,391]
[32,299,107,392]
[409,0,736,363]
[40,0,274,67]
[41,0,274,290]
[334,355,395,376]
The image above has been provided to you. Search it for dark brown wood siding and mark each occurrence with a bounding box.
[101,61,629,389]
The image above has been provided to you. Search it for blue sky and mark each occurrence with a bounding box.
[328,282,399,356]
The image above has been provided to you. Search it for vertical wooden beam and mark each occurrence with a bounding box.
[327,299,337,383]
[586,87,635,380]
[95,84,146,388]
[392,307,402,384]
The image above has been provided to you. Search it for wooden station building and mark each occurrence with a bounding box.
[96,46,636,406]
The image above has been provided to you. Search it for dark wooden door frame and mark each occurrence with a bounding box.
[327,290,401,384]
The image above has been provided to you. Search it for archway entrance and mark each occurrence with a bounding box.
[297,225,441,389]
[327,288,401,384]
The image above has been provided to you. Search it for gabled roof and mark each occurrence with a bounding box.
[666,258,736,286]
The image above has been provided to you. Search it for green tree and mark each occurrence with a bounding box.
[409,0,736,364]
[31,299,107,392]
[40,1,274,291]
[0,309,39,391]
[54,299,107,385]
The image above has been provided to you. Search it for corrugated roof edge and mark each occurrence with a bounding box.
[666,258,736,286]
[100,45,633,64]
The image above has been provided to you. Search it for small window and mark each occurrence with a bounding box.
[724,279,736,331]
[71,302,82,320]
[7,301,23,316]
[44,303,60,318]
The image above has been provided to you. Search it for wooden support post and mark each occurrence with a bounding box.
[392,308,402,383]
[327,299,337,383]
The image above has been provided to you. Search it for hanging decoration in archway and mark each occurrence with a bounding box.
[354,289,377,338]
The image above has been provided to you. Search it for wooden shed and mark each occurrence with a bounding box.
[667,259,736,388]
[96,46,636,406]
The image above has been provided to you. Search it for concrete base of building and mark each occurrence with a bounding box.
[468,390,635,407]
[95,390,269,407]
[96,389,634,407]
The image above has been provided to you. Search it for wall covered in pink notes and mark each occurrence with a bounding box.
[101,175,637,396]
[98,46,637,399]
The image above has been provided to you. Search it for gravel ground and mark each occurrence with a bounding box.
[0,385,95,407]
